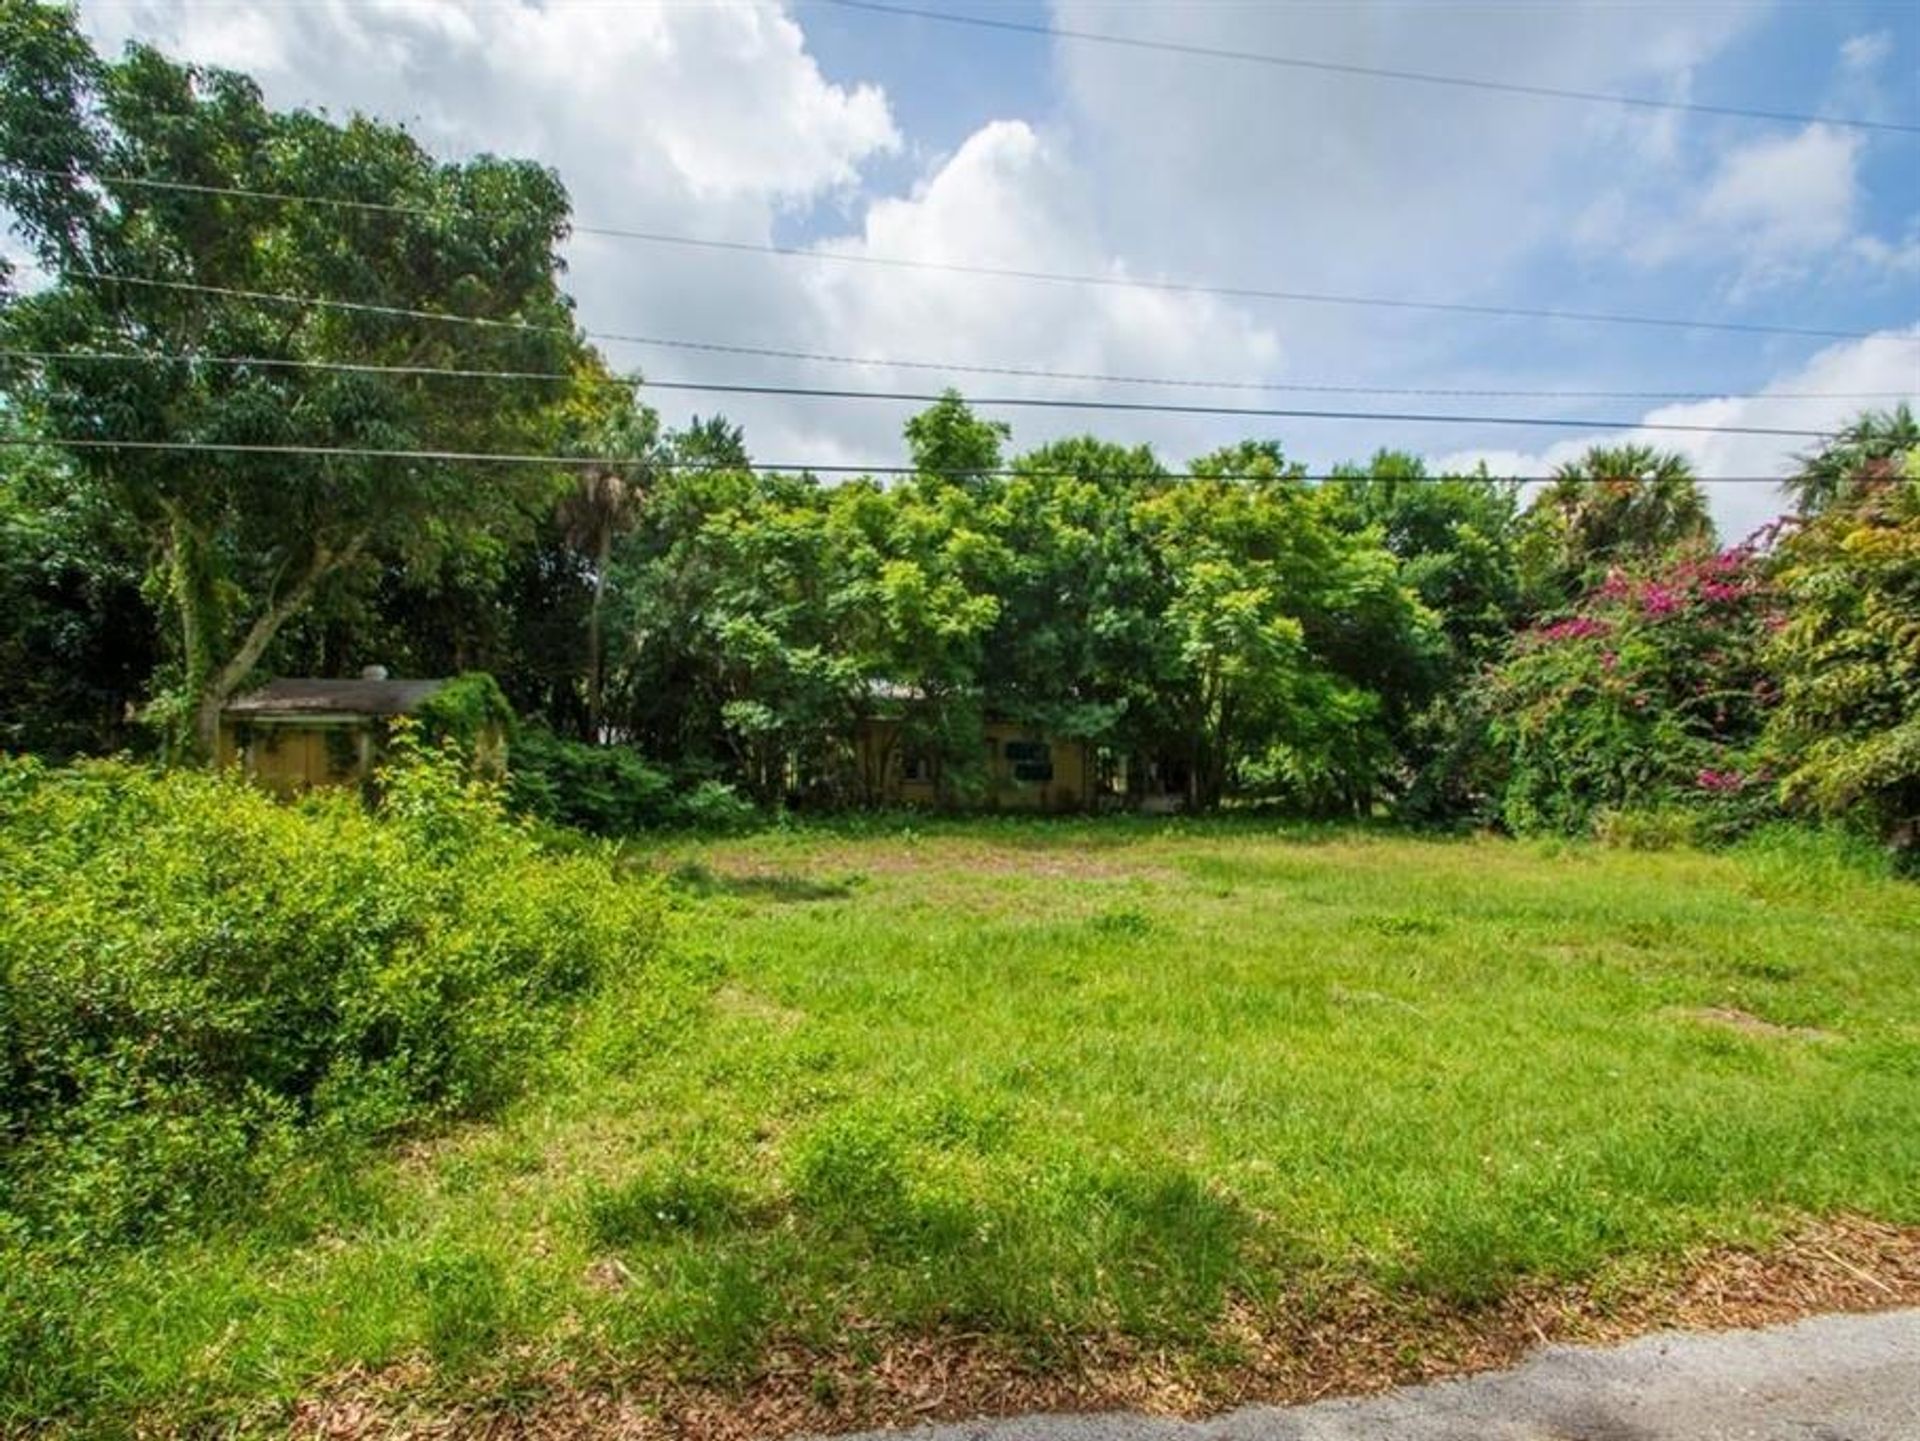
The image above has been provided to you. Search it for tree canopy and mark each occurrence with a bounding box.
[3,10,1916,851]
[0,2,591,753]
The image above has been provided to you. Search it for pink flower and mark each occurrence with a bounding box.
[1641,584,1681,617]
[1696,768,1746,793]
[1538,616,1612,643]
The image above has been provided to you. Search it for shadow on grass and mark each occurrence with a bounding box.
[665,860,859,903]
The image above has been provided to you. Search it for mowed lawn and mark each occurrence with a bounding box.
[25,822,1920,1434]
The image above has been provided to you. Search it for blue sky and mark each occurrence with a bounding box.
[67,0,1920,535]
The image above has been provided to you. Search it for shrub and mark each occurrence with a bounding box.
[506,727,758,834]
[1765,476,1920,845]
[507,725,678,834]
[674,778,757,832]
[415,671,517,777]
[0,736,669,1250]
[1484,544,1780,837]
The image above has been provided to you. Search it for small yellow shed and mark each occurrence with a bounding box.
[218,670,485,796]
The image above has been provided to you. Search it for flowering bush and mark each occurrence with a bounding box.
[1485,544,1781,836]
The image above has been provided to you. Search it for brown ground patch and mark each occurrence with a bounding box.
[289,1215,1920,1440]
[694,840,1174,885]
[1676,1006,1837,1043]
[712,985,807,1029]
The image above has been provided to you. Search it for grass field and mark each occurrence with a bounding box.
[13,819,1920,1436]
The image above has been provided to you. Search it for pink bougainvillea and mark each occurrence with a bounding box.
[1489,539,1782,835]
[1534,615,1612,643]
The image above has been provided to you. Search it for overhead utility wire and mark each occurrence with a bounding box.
[6,329,1907,406]
[2,348,1835,438]
[819,0,1920,136]
[15,339,1901,403]
[0,436,1815,483]
[13,167,1898,343]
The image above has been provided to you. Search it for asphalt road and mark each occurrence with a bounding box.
[821,1308,1920,1441]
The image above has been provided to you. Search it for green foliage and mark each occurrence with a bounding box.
[1487,544,1779,836]
[0,740,668,1253]
[0,434,158,756]
[1765,475,1920,840]
[904,387,1010,485]
[1786,402,1917,518]
[415,671,517,752]
[0,7,586,755]
[508,724,677,833]
[505,725,756,833]
[1516,446,1714,609]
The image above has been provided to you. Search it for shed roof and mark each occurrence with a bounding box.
[223,677,448,717]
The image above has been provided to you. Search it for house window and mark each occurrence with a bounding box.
[1003,740,1053,783]
[902,750,934,783]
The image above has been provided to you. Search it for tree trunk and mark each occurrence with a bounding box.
[185,533,369,763]
[162,506,222,763]
[585,527,611,742]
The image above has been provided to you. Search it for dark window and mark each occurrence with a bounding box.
[1004,740,1053,783]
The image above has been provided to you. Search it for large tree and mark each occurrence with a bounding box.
[0,5,586,756]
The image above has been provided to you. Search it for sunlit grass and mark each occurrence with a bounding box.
[9,819,1919,1434]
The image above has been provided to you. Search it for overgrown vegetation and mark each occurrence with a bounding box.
[0,14,1917,1431]
[2,7,1916,847]
[0,731,671,1257]
[3,821,1913,1434]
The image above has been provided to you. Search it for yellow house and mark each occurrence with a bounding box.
[853,715,1095,812]
[218,670,503,796]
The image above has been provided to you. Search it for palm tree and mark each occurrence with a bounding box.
[1520,445,1712,606]
[1787,403,1918,518]
[559,408,656,740]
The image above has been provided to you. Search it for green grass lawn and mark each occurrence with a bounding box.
[15,820,1920,1435]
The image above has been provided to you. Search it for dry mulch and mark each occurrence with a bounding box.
[290,1215,1920,1440]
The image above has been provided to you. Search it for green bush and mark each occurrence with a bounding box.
[507,725,677,833]
[507,726,759,835]
[0,736,669,1251]
[1765,477,1920,843]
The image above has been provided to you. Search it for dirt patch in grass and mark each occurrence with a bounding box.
[713,985,806,1029]
[697,841,1175,885]
[1676,1006,1837,1043]
[288,1215,1920,1440]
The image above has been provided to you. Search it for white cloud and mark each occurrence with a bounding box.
[76,0,1293,473]
[1696,124,1860,260]
[1841,31,1893,73]
[81,1,899,213]
[61,1,1917,488]
[1048,0,1759,359]
[1436,326,1920,541]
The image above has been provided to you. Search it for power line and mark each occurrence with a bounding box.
[819,0,1920,136]
[510,335,1916,404]
[13,167,1902,343]
[7,330,1909,407]
[21,277,1915,403]
[0,434,1813,483]
[1,347,1843,437]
